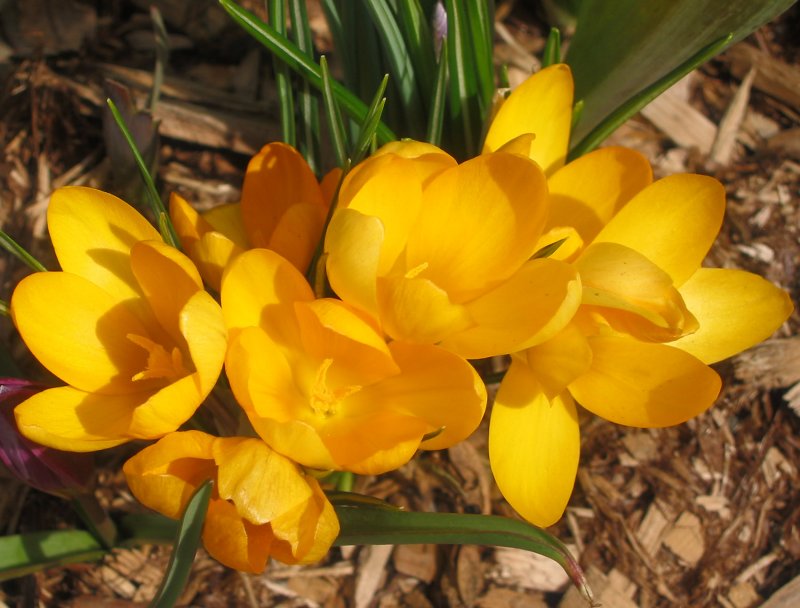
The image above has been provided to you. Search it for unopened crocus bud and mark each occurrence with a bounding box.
[433,1,447,59]
[0,378,94,497]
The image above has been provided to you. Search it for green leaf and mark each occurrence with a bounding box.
[426,43,449,146]
[220,0,396,145]
[0,530,106,581]
[363,0,425,134]
[320,55,349,168]
[396,0,437,102]
[465,0,495,114]
[566,0,796,148]
[147,6,169,113]
[106,98,179,249]
[288,0,321,174]
[0,230,47,272]
[331,495,594,605]
[351,75,390,166]
[569,34,731,159]
[268,0,296,146]
[542,27,561,67]
[149,480,213,608]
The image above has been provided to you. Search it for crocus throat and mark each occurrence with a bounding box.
[127,334,189,383]
[309,358,361,417]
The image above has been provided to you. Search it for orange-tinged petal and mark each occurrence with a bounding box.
[577,242,697,341]
[240,142,324,251]
[521,323,593,400]
[483,64,574,175]
[15,386,138,451]
[377,275,471,344]
[532,226,584,261]
[547,146,652,246]
[203,202,248,249]
[221,248,313,343]
[443,258,581,358]
[490,365,579,527]
[405,152,548,300]
[592,174,725,285]
[267,202,326,272]
[213,436,314,524]
[320,167,342,208]
[269,484,338,564]
[12,272,149,394]
[202,498,273,573]
[568,334,722,427]
[373,140,456,166]
[192,231,243,293]
[325,208,383,317]
[375,341,487,451]
[123,430,216,518]
[48,186,160,303]
[671,268,794,364]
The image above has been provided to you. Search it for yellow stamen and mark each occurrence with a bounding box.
[405,261,429,279]
[309,358,361,417]
[127,334,189,382]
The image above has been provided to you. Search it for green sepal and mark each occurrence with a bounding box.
[542,27,562,67]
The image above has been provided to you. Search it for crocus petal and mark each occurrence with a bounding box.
[240,142,325,253]
[203,202,248,248]
[568,334,722,427]
[48,186,160,302]
[577,242,698,341]
[483,64,574,175]
[521,323,593,400]
[325,208,384,318]
[269,485,339,564]
[442,258,581,358]
[192,231,243,293]
[123,430,216,519]
[377,275,472,344]
[490,364,579,527]
[12,272,149,394]
[405,152,548,301]
[15,386,138,451]
[320,168,342,207]
[268,202,326,273]
[547,146,652,246]
[203,498,273,573]
[221,249,314,342]
[592,174,725,285]
[671,268,794,364]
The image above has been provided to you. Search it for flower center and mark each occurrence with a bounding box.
[309,358,361,417]
[127,334,189,383]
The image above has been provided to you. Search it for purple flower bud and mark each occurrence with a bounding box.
[433,1,447,59]
[0,378,94,497]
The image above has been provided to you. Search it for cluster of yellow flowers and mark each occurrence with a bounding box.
[10,65,792,570]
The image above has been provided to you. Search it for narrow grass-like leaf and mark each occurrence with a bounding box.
[320,56,349,168]
[542,27,561,67]
[0,230,47,272]
[70,493,117,550]
[332,498,594,605]
[0,530,106,581]
[465,0,495,113]
[289,0,321,174]
[426,43,448,146]
[396,0,436,102]
[220,0,396,144]
[569,34,732,159]
[118,513,177,547]
[147,6,169,113]
[268,0,296,146]
[106,99,179,249]
[443,0,479,158]
[566,0,795,146]
[149,480,212,608]
[0,300,8,317]
[352,76,389,165]
[571,99,585,130]
[363,0,424,134]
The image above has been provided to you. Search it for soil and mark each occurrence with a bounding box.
[0,1,798,607]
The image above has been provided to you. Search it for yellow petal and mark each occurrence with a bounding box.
[483,64,574,175]
[268,202,326,273]
[490,365,579,527]
[547,146,652,246]
[11,272,150,394]
[221,248,313,343]
[377,274,471,344]
[123,430,216,518]
[192,231,243,293]
[324,208,384,318]
[568,334,722,427]
[373,140,456,166]
[320,167,342,208]
[240,142,325,252]
[203,202,248,249]
[269,483,338,564]
[48,186,160,302]
[202,498,273,573]
[521,323,593,400]
[443,258,582,358]
[577,242,698,341]
[405,152,548,301]
[593,174,725,285]
[671,268,794,364]
[15,386,138,451]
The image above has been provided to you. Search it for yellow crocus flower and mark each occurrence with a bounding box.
[483,64,794,527]
[324,141,582,359]
[12,187,227,451]
[222,248,487,475]
[123,431,339,572]
[170,142,339,291]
